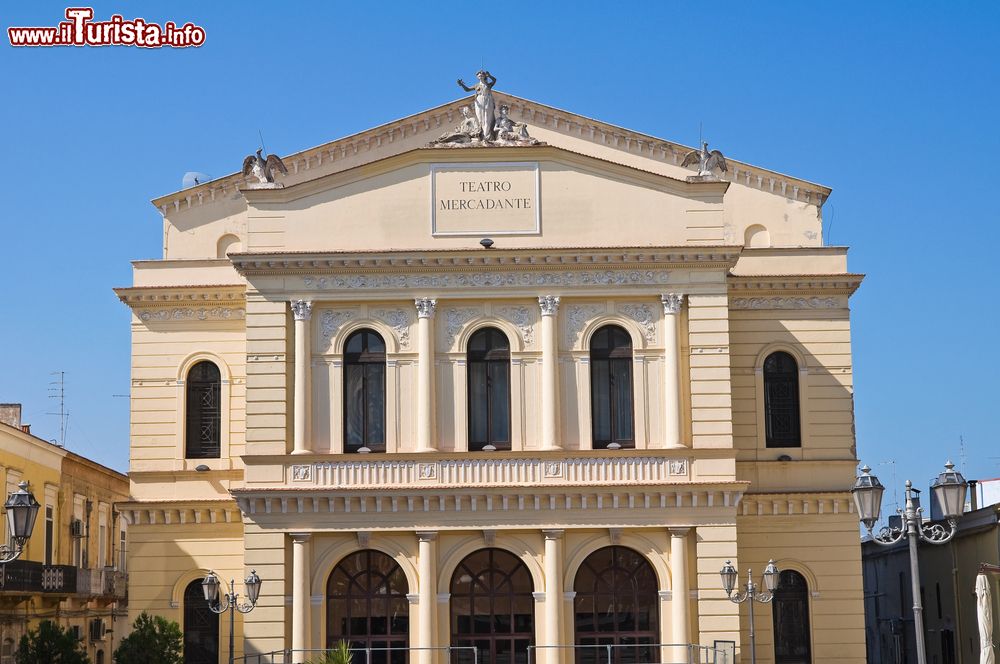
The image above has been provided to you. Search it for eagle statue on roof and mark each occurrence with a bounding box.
[242,148,288,185]
[682,141,728,177]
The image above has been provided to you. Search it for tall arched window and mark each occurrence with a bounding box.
[772,570,812,664]
[573,546,659,664]
[763,351,801,447]
[186,361,221,459]
[344,329,387,453]
[451,548,534,664]
[590,326,634,449]
[183,579,219,664]
[327,550,409,664]
[467,328,511,451]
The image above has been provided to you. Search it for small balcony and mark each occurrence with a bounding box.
[76,567,128,600]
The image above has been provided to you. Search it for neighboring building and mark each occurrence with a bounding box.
[116,84,866,664]
[862,497,1000,664]
[0,404,129,664]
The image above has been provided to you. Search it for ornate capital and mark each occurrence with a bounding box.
[542,528,565,541]
[661,293,684,315]
[414,298,437,319]
[538,295,561,316]
[416,530,438,542]
[291,300,313,321]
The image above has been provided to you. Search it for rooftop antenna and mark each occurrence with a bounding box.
[879,459,899,521]
[699,121,703,145]
[46,371,67,446]
[959,435,968,476]
[258,129,267,156]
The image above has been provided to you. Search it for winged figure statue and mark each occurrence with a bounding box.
[242,148,288,185]
[682,142,728,177]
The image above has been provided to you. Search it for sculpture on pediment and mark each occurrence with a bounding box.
[242,148,288,187]
[430,106,483,146]
[494,104,540,146]
[682,141,728,178]
[432,72,544,148]
[457,70,497,142]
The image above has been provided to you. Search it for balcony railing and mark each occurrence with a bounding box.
[0,561,126,599]
[0,561,76,594]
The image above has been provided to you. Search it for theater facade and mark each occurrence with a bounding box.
[116,82,865,664]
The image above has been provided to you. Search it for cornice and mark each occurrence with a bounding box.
[727,273,864,296]
[739,491,856,518]
[116,499,240,526]
[149,92,829,217]
[230,246,742,278]
[114,284,247,313]
[239,145,728,206]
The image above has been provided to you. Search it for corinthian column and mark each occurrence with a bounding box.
[291,533,312,663]
[660,294,684,448]
[416,531,438,664]
[415,298,437,452]
[669,528,690,659]
[543,529,565,664]
[538,296,561,451]
[291,300,313,455]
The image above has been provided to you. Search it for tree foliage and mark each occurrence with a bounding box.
[15,620,89,664]
[113,613,183,664]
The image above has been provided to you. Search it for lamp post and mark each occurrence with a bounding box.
[202,569,262,664]
[852,461,968,664]
[720,559,779,664]
[1,481,41,564]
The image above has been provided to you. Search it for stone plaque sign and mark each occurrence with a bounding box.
[431,162,540,236]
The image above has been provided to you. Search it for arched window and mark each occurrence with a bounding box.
[183,579,219,664]
[186,361,221,459]
[327,550,409,664]
[451,548,534,664]
[772,570,812,664]
[573,546,659,664]
[763,351,801,448]
[590,326,634,449]
[344,329,387,453]
[467,328,511,451]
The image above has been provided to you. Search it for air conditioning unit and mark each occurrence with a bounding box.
[89,618,106,642]
[68,625,83,641]
[71,519,85,538]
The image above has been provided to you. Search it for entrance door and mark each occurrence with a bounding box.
[573,546,659,664]
[184,579,219,664]
[450,549,534,664]
[772,570,812,664]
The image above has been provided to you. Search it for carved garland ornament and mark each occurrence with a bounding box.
[619,303,656,342]
[302,270,671,291]
[565,304,607,345]
[495,306,534,344]
[372,308,412,349]
[731,296,839,310]
[139,307,246,322]
[445,307,481,346]
[321,310,355,345]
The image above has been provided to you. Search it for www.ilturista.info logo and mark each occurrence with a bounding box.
[8,7,206,48]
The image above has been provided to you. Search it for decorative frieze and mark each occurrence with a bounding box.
[137,307,245,322]
[730,296,841,310]
[288,454,695,489]
[302,269,672,292]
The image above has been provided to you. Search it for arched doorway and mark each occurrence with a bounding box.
[183,579,219,664]
[573,546,659,664]
[772,570,812,664]
[450,548,534,664]
[327,550,409,664]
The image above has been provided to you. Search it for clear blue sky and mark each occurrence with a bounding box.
[1,3,997,503]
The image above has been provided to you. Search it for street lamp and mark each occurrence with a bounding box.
[852,461,967,664]
[1,481,41,564]
[720,559,779,664]
[203,569,262,664]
